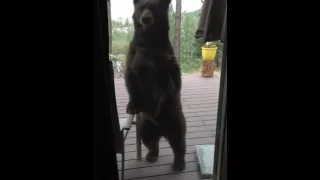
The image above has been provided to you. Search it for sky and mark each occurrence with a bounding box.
[111,0,203,20]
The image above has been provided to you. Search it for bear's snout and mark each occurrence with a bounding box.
[140,9,154,26]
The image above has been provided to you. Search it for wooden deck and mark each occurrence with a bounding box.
[114,75,220,180]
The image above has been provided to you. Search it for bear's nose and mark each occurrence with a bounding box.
[141,16,152,25]
[140,9,153,26]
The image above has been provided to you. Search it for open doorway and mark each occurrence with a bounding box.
[104,0,227,179]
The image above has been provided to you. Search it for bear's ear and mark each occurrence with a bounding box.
[133,0,139,4]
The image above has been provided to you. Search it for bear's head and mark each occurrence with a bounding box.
[132,0,171,35]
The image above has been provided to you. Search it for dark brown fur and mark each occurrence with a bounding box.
[124,0,186,171]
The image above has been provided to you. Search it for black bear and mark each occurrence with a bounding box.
[124,0,186,171]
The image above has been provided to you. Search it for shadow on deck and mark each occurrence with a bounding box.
[114,74,220,180]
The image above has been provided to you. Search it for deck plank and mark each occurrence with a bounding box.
[117,145,198,162]
[125,131,214,145]
[119,162,198,180]
[125,125,216,139]
[117,153,198,170]
[124,137,214,153]
[114,75,220,180]
[127,120,205,133]
[129,171,203,180]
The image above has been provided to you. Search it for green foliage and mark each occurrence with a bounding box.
[187,9,201,17]
[180,11,203,73]
[110,7,224,74]
[111,19,133,55]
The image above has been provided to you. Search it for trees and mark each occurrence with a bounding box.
[107,0,112,53]
[124,18,130,27]
[174,0,181,62]
[180,12,202,73]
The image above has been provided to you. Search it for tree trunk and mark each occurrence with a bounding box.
[174,0,181,62]
[107,0,112,54]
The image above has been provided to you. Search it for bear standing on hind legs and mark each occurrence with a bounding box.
[124,0,187,171]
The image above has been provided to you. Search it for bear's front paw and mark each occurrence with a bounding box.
[145,151,159,163]
[126,101,138,114]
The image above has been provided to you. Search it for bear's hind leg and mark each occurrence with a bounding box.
[140,115,161,162]
[166,117,186,171]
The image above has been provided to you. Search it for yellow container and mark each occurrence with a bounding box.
[202,46,217,61]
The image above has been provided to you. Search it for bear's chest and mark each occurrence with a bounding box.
[131,52,169,82]
[131,52,171,98]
